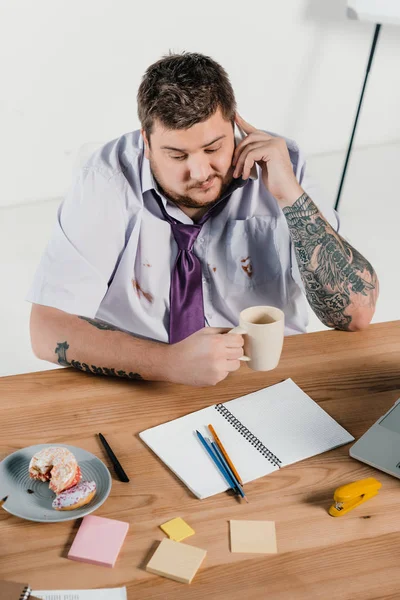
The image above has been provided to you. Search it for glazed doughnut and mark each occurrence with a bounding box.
[52,480,96,511]
[29,446,82,494]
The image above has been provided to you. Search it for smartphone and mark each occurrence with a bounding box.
[233,123,258,180]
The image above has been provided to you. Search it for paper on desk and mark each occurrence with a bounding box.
[31,588,127,600]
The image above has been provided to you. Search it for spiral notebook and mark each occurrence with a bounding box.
[32,589,127,599]
[0,582,126,600]
[139,379,354,499]
[0,581,39,600]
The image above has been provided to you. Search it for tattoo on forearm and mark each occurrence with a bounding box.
[79,316,119,331]
[55,341,144,380]
[283,192,318,223]
[283,193,377,330]
[78,316,139,338]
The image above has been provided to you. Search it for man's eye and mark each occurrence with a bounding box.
[171,155,186,161]
[205,147,219,154]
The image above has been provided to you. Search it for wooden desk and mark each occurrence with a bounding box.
[1,321,400,600]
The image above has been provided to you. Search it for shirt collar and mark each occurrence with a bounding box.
[140,153,157,194]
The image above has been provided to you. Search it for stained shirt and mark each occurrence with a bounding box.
[27,130,339,340]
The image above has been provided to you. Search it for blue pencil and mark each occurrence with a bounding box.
[196,430,238,493]
[211,441,248,503]
[196,430,247,502]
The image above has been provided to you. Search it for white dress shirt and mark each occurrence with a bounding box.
[27,130,339,341]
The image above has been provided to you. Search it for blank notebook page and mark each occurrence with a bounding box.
[141,403,275,498]
[139,378,353,499]
[225,378,354,465]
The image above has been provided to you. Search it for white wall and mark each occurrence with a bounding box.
[1,0,400,208]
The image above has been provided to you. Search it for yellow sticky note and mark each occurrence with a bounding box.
[146,538,206,584]
[229,520,277,554]
[160,517,195,542]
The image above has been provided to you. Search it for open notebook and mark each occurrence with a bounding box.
[0,581,38,600]
[140,379,354,499]
[0,583,126,600]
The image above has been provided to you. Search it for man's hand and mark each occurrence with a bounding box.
[233,113,303,207]
[165,327,244,386]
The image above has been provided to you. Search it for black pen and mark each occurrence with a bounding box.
[98,433,130,482]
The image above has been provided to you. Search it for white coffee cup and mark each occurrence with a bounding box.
[229,306,285,371]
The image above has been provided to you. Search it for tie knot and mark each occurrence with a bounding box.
[170,221,202,251]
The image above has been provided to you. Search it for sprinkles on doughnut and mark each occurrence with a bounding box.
[52,480,97,511]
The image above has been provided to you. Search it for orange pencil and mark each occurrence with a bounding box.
[208,424,244,486]
[0,495,8,508]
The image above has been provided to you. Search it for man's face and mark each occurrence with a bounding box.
[142,109,235,210]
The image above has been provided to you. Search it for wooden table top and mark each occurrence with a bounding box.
[1,321,400,600]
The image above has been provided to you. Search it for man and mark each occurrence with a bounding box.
[28,52,379,386]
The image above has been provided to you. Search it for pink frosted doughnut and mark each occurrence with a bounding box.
[52,480,96,511]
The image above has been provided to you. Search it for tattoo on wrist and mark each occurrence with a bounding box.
[283,193,377,330]
[55,341,144,380]
[283,192,318,224]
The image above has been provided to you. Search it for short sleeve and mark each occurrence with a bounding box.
[26,168,127,317]
[290,154,341,290]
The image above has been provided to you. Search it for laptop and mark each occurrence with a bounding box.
[350,398,400,478]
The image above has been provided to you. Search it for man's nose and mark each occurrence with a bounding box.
[188,156,212,182]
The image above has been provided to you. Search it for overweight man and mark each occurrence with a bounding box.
[28,52,379,386]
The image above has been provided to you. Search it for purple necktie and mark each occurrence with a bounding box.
[153,190,232,344]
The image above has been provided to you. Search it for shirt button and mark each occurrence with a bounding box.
[198,237,205,244]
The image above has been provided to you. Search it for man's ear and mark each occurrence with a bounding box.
[142,129,150,159]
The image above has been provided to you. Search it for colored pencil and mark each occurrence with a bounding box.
[210,441,248,503]
[0,495,8,508]
[208,423,244,485]
[195,430,238,494]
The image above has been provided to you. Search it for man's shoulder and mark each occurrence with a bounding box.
[67,130,145,217]
[82,130,144,181]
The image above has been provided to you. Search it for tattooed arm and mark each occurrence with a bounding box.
[29,305,244,386]
[282,193,378,331]
[230,115,378,331]
[30,305,167,381]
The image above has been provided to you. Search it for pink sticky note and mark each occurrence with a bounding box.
[68,515,129,568]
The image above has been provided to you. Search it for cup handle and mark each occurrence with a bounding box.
[227,326,251,361]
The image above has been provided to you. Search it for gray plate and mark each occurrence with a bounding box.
[0,444,112,522]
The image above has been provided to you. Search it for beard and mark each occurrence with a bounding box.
[149,159,234,209]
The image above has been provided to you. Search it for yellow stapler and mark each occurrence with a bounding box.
[329,477,382,517]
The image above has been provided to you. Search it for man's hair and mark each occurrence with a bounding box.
[137,52,236,139]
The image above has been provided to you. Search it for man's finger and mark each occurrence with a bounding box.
[205,327,231,335]
[235,112,258,134]
[225,360,241,373]
[224,333,244,347]
[226,347,244,359]
[233,131,269,166]
[233,141,266,178]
